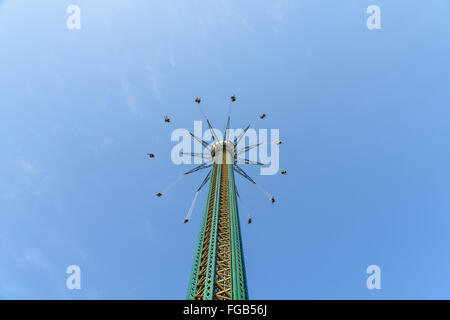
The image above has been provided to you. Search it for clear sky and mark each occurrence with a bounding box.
[1,1,450,299]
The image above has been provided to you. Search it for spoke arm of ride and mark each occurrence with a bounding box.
[234,124,251,147]
[189,132,211,150]
[236,157,266,166]
[224,116,231,141]
[205,118,219,142]
[184,163,212,175]
[233,164,257,184]
[236,143,263,156]
[197,170,212,192]
[180,152,211,159]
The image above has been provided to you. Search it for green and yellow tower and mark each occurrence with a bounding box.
[186,140,248,300]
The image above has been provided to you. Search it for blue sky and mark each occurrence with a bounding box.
[1,0,450,299]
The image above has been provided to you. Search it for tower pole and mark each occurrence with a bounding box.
[186,141,248,300]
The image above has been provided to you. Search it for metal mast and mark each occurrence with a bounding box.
[186,140,248,300]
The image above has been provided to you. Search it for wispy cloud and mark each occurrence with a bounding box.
[267,0,287,28]
[0,233,68,299]
[18,160,41,175]
[22,247,51,269]
[120,78,139,112]
[145,64,162,100]
[169,55,176,68]
[221,0,253,32]
[149,75,161,100]
[103,137,113,146]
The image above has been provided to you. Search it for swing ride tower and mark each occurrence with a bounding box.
[155,96,275,300]
[186,140,248,300]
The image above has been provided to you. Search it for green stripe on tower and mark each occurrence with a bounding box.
[186,166,215,300]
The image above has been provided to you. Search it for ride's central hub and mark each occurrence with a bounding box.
[210,140,235,164]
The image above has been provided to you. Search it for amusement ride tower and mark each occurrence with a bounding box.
[156,96,275,300]
[186,139,248,300]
